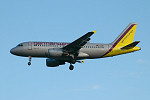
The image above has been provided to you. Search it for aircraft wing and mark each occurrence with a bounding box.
[63,30,96,53]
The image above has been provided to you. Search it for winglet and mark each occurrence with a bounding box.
[93,30,97,34]
[82,59,86,63]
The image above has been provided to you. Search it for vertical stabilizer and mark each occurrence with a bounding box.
[111,23,137,47]
[102,23,140,57]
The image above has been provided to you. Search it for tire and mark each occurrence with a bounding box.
[28,62,31,66]
[69,65,74,70]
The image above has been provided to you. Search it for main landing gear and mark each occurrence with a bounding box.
[28,56,31,66]
[68,59,85,70]
[69,64,74,70]
[69,59,75,70]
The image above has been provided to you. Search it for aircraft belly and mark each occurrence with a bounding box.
[25,47,109,59]
[24,48,47,57]
[80,48,108,58]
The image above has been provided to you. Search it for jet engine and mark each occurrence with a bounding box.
[48,48,63,57]
[46,58,65,67]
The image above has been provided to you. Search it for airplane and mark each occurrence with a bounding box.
[10,23,141,70]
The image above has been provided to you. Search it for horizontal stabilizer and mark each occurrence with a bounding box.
[121,41,140,50]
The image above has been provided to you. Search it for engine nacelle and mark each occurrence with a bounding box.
[46,58,65,67]
[48,48,63,57]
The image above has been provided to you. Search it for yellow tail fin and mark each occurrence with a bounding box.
[102,23,140,57]
[112,23,137,47]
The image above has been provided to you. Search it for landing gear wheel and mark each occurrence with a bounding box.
[28,62,31,66]
[69,65,74,70]
[28,56,32,66]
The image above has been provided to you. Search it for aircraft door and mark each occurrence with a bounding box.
[28,42,32,50]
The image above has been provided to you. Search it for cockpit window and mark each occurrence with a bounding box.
[17,44,23,47]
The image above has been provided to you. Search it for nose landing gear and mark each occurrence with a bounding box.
[28,56,31,66]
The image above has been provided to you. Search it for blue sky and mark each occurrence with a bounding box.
[0,0,150,100]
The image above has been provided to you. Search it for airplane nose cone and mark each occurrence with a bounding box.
[10,48,16,55]
[10,48,14,54]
